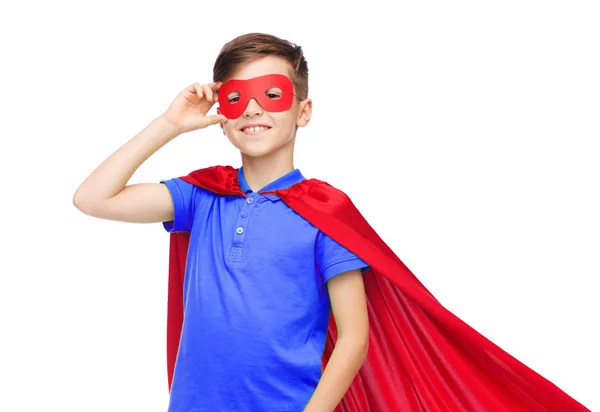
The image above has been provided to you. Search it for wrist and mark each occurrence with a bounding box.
[158,114,183,137]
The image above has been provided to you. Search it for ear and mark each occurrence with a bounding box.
[297,98,312,128]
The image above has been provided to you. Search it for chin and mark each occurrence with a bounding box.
[239,145,278,158]
[227,128,295,158]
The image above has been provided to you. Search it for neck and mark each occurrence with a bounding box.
[240,146,295,193]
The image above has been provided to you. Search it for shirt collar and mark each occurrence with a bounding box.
[238,166,306,200]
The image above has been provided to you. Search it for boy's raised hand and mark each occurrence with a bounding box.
[162,81,228,134]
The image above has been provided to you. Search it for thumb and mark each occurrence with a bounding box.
[204,114,228,126]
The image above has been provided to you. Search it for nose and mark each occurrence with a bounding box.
[243,97,264,117]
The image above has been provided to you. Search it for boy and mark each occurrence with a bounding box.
[73,32,369,412]
[74,33,589,412]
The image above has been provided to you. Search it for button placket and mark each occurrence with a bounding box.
[232,194,257,248]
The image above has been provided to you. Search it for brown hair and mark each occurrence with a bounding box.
[213,32,309,100]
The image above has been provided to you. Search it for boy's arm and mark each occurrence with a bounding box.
[73,81,226,223]
[303,268,369,412]
[73,115,180,223]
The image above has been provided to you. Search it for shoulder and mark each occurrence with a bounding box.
[184,164,237,181]
[177,164,239,195]
[290,177,355,208]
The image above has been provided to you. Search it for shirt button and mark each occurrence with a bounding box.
[241,212,248,218]
[246,197,254,204]
[236,227,244,234]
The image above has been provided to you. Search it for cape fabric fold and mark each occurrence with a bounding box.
[164,165,588,412]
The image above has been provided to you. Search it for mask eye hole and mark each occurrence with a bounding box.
[266,87,282,99]
[227,92,240,104]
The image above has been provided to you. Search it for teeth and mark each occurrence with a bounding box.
[243,126,269,132]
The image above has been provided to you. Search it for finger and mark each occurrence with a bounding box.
[202,84,214,103]
[193,83,203,99]
[206,82,223,102]
[213,82,223,102]
[204,114,226,126]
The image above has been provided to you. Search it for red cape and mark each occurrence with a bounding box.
[165,165,588,412]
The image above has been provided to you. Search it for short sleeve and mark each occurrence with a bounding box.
[160,178,202,233]
[315,230,370,284]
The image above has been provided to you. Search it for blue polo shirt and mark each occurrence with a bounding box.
[160,167,369,412]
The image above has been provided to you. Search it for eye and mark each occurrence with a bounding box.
[266,88,282,99]
[227,92,240,104]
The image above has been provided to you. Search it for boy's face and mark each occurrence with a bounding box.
[217,56,311,159]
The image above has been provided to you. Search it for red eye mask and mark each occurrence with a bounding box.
[217,74,295,119]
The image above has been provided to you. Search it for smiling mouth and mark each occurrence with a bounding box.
[241,126,271,136]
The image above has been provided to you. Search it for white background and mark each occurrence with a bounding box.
[1,1,598,411]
